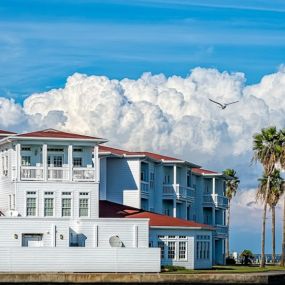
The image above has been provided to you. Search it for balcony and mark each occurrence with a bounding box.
[21,166,44,181]
[141,181,149,195]
[20,166,96,182]
[215,225,228,237]
[203,194,228,208]
[163,184,194,202]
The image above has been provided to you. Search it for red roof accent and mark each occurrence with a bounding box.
[0,129,16,135]
[17,129,102,140]
[192,168,218,175]
[99,145,181,161]
[99,200,212,229]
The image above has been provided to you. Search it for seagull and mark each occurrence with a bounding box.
[208,98,239,109]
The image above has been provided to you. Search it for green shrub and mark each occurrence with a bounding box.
[161,265,186,272]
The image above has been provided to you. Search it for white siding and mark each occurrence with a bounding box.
[150,228,212,269]
[15,182,99,219]
[0,247,160,272]
[106,158,140,204]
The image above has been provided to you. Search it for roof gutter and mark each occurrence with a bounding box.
[150,226,214,230]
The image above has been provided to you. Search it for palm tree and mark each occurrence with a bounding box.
[257,170,284,264]
[252,126,282,267]
[278,129,285,266]
[223,169,240,258]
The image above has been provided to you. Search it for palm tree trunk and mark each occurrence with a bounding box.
[281,195,285,266]
[272,206,276,264]
[260,176,270,268]
[226,203,231,258]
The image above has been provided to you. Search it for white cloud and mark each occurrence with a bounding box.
[2,66,285,251]
[2,67,285,171]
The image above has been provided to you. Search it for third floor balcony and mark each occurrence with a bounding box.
[163,184,195,202]
[203,194,228,208]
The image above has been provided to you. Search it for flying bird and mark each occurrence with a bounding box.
[208,98,239,109]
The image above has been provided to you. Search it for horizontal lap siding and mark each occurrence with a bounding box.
[106,158,140,205]
[0,247,160,272]
[0,218,149,249]
[15,182,99,218]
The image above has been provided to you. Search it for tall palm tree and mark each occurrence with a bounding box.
[257,170,284,264]
[278,128,285,266]
[223,168,240,258]
[252,126,282,267]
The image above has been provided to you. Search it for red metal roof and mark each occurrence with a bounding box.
[0,129,16,135]
[16,129,102,140]
[99,200,212,229]
[99,145,181,161]
[192,168,218,175]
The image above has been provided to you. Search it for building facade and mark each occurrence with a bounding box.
[0,128,228,271]
[99,146,229,265]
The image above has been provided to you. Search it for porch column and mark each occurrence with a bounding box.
[173,198,177,217]
[16,143,21,181]
[212,178,216,195]
[173,165,177,185]
[185,200,188,220]
[94,145,99,182]
[42,144,47,181]
[68,145,73,181]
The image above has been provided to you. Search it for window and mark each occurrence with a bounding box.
[79,198,89,217]
[168,241,176,259]
[48,155,63,167]
[164,175,170,184]
[47,148,64,152]
[26,198,36,216]
[196,240,210,260]
[21,146,31,151]
[62,192,71,195]
[164,208,170,216]
[62,198,71,217]
[73,148,83,152]
[44,198,54,216]
[141,171,145,181]
[44,192,54,195]
[21,156,31,166]
[179,241,187,260]
[158,241,165,259]
[73,157,82,167]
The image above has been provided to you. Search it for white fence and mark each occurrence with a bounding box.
[0,247,160,272]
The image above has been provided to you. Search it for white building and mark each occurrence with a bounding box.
[99,145,229,265]
[0,128,227,271]
[0,129,160,272]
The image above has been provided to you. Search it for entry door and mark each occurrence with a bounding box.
[48,155,63,167]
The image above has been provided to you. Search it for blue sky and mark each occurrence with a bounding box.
[1,0,285,102]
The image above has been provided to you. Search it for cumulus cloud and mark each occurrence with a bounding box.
[2,67,285,174]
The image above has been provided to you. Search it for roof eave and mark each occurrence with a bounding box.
[6,136,107,144]
[150,226,214,230]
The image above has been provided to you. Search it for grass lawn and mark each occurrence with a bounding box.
[162,265,285,274]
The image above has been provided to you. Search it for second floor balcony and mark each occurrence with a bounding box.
[215,224,228,237]
[20,165,96,182]
[17,143,98,183]
[203,194,228,208]
[163,184,195,202]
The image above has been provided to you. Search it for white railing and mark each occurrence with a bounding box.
[20,166,44,181]
[213,194,229,208]
[163,184,194,201]
[48,167,69,181]
[141,181,149,193]
[73,167,95,181]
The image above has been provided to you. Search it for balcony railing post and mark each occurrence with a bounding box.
[68,145,73,181]
[16,143,21,181]
[42,144,47,182]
